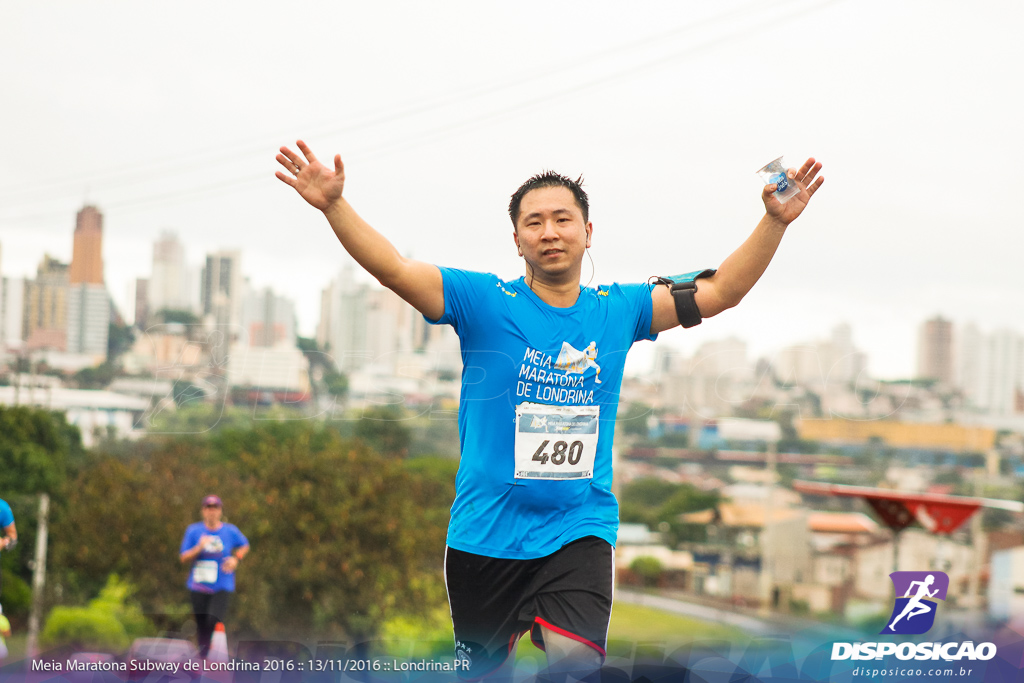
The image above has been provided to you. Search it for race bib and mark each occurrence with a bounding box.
[514,403,599,480]
[192,560,218,585]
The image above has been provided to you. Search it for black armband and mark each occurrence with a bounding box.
[650,269,717,328]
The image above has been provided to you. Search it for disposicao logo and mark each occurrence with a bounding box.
[831,570,997,663]
[883,571,948,635]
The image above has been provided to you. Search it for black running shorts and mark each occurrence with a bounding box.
[444,536,614,680]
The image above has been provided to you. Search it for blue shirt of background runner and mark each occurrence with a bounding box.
[180,522,248,593]
[426,267,656,559]
[0,500,13,528]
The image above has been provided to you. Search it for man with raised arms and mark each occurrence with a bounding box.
[276,141,823,680]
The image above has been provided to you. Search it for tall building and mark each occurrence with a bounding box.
[774,324,867,390]
[316,265,418,373]
[69,205,104,285]
[134,278,149,329]
[687,337,754,416]
[240,284,297,348]
[775,344,825,387]
[917,316,954,385]
[957,325,1024,415]
[67,283,110,358]
[1,277,25,351]
[201,250,242,332]
[979,329,1024,415]
[149,231,193,314]
[692,337,750,379]
[23,255,69,351]
[317,266,368,371]
[365,287,416,362]
[829,323,867,384]
[955,322,983,398]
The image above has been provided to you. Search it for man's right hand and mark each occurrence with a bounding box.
[275,139,446,321]
[275,140,345,212]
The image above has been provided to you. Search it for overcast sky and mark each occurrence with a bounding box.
[1,0,1021,379]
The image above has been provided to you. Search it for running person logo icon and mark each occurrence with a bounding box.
[883,571,949,635]
[554,341,601,383]
[584,342,601,384]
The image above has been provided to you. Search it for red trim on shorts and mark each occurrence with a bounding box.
[531,616,606,657]
[506,629,525,662]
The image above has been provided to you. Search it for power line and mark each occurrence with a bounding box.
[0,0,798,207]
[0,0,840,223]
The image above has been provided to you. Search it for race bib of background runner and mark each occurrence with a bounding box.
[514,403,599,480]
[192,560,218,585]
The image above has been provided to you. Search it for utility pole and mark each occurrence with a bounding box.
[26,493,50,659]
[967,475,985,624]
[759,440,778,616]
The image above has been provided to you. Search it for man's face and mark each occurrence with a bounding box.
[202,504,222,525]
[513,186,592,278]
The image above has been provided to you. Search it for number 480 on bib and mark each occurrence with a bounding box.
[531,439,584,466]
[514,403,598,480]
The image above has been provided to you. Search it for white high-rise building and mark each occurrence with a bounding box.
[775,343,825,387]
[956,322,983,399]
[651,337,756,417]
[67,283,110,357]
[317,268,413,372]
[1,277,25,350]
[240,283,297,348]
[958,324,1024,415]
[316,265,455,376]
[688,337,755,416]
[692,337,750,380]
[365,288,416,366]
[149,231,193,315]
[185,265,203,314]
[828,323,867,385]
[227,345,310,394]
[201,250,242,333]
[980,329,1024,415]
[774,324,866,389]
[317,265,368,371]
[917,316,954,385]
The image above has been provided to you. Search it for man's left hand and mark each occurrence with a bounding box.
[763,157,824,225]
[222,556,239,574]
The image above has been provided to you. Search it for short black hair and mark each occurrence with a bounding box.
[508,171,589,228]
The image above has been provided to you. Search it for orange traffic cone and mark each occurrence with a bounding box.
[207,622,229,662]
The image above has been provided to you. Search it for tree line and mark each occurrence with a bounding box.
[1,405,456,648]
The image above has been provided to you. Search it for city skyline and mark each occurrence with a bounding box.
[1,1,1022,379]
[3,219,1022,393]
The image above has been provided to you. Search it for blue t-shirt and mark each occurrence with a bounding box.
[180,522,249,593]
[427,268,657,559]
[0,499,13,529]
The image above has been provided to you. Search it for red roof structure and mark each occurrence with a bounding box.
[792,480,1023,535]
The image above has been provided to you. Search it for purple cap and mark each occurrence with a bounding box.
[202,495,222,508]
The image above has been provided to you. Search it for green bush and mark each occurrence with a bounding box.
[378,606,453,658]
[0,571,32,619]
[852,610,890,634]
[629,556,664,587]
[54,421,450,643]
[89,576,153,640]
[41,575,154,651]
[41,606,128,652]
